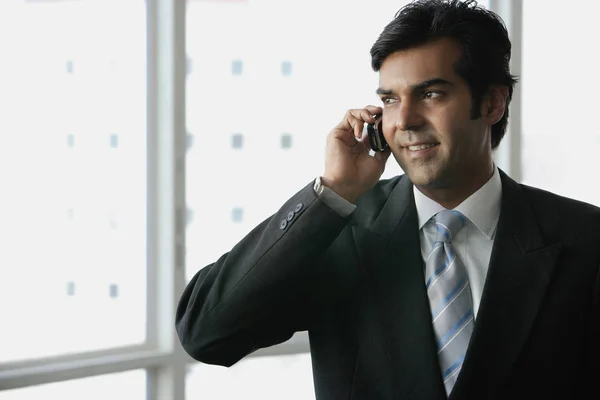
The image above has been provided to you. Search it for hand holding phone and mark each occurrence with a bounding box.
[322,107,390,203]
[366,114,389,152]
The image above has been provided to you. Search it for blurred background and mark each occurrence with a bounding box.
[0,0,598,398]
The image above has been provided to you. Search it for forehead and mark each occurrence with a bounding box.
[378,37,464,89]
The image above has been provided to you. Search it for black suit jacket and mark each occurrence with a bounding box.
[176,170,600,399]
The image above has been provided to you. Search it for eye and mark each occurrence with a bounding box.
[423,91,442,99]
[381,97,399,105]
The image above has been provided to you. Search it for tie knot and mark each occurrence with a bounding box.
[433,210,466,243]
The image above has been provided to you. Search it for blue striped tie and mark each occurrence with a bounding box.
[425,210,474,395]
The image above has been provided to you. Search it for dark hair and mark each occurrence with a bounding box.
[370,0,518,149]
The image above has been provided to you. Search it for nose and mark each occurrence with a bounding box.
[393,99,425,132]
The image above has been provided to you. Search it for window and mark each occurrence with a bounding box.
[281,61,293,77]
[186,354,314,400]
[281,133,293,149]
[0,0,147,363]
[521,0,600,206]
[110,134,119,148]
[231,133,244,149]
[0,370,146,400]
[231,207,244,222]
[231,60,244,76]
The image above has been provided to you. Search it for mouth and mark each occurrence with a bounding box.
[405,143,439,151]
[401,142,440,158]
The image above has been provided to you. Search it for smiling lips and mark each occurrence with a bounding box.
[402,142,439,158]
[407,143,438,151]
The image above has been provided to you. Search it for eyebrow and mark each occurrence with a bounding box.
[376,78,453,96]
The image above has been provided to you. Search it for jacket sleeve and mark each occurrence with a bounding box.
[175,181,351,367]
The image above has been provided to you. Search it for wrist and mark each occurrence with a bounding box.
[320,176,361,204]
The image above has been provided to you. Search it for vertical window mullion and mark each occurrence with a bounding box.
[146,0,187,398]
[488,0,523,181]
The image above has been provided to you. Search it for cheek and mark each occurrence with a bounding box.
[434,109,474,146]
[434,104,461,131]
[381,117,395,142]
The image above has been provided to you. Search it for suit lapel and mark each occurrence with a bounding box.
[450,171,561,399]
[352,176,447,399]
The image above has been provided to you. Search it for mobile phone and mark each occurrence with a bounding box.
[366,114,388,152]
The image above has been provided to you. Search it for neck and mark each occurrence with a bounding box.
[415,163,495,209]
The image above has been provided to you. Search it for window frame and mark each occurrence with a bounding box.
[0,0,188,398]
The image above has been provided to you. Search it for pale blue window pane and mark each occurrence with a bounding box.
[187,55,193,75]
[231,133,243,149]
[231,59,243,75]
[187,207,194,225]
[231,207,244,223]
[281,133,292,149]
[66,281,76,296]
[110,133,119,148]
[281,60,293,76]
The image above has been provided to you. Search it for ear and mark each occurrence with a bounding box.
[481,85,509,125]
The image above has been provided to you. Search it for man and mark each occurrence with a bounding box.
[176,0,600,398]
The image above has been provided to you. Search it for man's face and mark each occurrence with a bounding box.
[377,37,492,190]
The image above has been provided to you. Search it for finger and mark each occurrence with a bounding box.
[347,115,365,140]
[334,112,365,139]
[332,108,382,143]
[348,111,373,141]
[363,105,383,118]
[349,108,378,126]
[335,107,381,129]
[330,112,359,146]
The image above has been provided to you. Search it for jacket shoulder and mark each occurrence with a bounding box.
[520,183,600,245]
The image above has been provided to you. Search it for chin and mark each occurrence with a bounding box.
[395,155,437,185]
[408,175,437,188]
[404,168,447,189]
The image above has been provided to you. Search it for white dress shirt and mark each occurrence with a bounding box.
[315,167,502,318]
[414,167,502,318]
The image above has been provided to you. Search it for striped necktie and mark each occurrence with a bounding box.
[424,210,474,395]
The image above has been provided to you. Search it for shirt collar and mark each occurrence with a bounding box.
[414,166,502,239]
